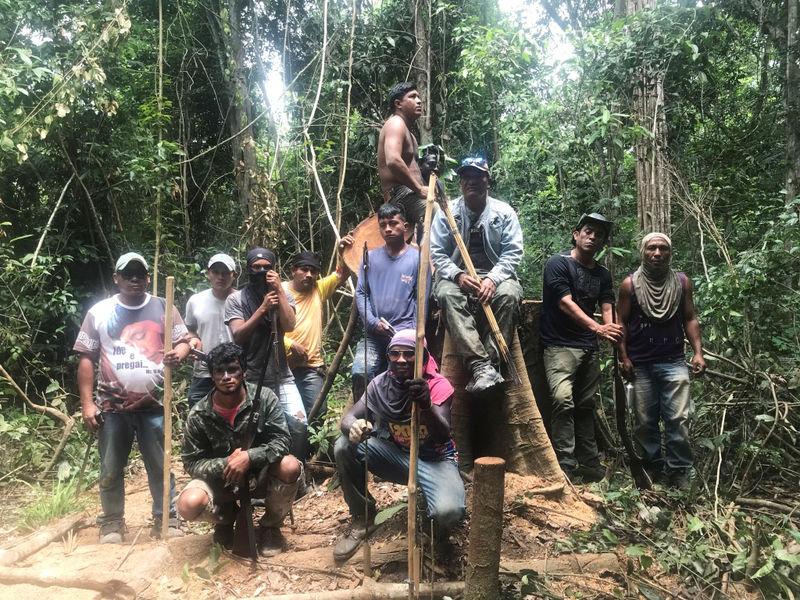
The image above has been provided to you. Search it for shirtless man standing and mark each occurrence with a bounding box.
[377,82,429,228]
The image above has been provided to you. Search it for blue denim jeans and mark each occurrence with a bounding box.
[187,376,215,409]
[632,360,693,472]
[333,435,465,533]
[351,335,390,401]
[292,366,325,417]
[97,410,177,527]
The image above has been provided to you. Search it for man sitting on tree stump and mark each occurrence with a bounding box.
[617,233,706,491]
[430,156,524,394]
[333,330,465,562]
[540,213,622,482]
[177,342,302,556]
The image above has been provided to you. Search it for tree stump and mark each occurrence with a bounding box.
[466,457,505,600]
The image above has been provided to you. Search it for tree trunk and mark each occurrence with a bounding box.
[625,0,672,234]
[787,0,800,209]
[412,0,433,145]
[443,330,563,482]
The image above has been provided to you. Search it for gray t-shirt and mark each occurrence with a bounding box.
[224,289,296,387]
[185,288,234,378]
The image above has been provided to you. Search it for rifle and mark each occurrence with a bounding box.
[231,313,277,560]
[611,305,651,489]
[433,174,521,385]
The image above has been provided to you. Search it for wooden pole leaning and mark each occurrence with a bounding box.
[407,176,437,599]
[437,200,521,385]
[161,276,174,541]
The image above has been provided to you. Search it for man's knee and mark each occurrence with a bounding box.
[435,280,465,307]
[432,497,466,532]
[177,487,209,521]
[270,454,302,484]
[334,435,354,466]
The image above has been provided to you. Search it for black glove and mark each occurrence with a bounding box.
[406,378,431,410]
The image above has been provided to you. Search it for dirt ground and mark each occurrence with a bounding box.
[0,459,629,600]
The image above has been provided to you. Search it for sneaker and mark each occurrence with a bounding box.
[668,470,691,492]
[99,521,125,544]
[465,363,504,394]
[258,527,286,557]
[213,522,234,549]
[151,515,185,539]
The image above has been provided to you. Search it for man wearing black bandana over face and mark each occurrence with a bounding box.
[225,248,309,460]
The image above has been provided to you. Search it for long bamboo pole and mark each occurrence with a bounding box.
[407,176,436,599]
[161,276,174,541]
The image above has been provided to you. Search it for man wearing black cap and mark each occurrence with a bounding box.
[430,156,524,394]
[540,213,623,482]
[378,82,428,227]
[74,252,194,543]
[282,233,354,417]
[225,248,308,458]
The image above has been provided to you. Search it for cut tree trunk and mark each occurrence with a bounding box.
[243,581,465,600]
[443,328,562,482]
[0,515,85,567]
[466,457,505,600]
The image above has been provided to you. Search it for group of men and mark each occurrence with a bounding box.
[73,81,705,562]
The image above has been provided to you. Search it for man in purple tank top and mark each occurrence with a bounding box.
[617,233,706,491]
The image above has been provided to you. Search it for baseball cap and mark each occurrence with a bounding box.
[456,156,490,176]
[207,253,236,272]
[115,252,149,272]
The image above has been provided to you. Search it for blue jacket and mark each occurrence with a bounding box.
[430,195,523,286]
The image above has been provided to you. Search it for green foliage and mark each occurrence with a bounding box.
[18,475,87,531]
[181,542,229,584]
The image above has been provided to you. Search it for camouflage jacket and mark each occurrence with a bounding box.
[182,382,290,485]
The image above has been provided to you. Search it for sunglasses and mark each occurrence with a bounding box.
[460,156,488,169]
[388,350,415,359]
[119,270,148,280]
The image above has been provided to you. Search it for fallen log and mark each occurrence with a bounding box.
[0,514,85,567]
[0,565,147,599]
[239,580,465,600]
[500,552,620,575]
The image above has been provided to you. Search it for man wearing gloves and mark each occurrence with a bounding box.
[333,330,465,562]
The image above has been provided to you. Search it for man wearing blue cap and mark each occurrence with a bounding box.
[74,252,194,543]
[430,157,524,394]
[184,253,237,408]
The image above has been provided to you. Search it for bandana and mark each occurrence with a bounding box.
[241,248,277,327]
[365,330,454,421]
[632,233,682,322]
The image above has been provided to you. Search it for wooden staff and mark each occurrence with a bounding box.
[161,276,174,541]
[407,176,437,599]
[436,195,521,385]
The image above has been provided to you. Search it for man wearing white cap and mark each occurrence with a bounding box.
[184,253,237,408]
[74,252,194,543]
[617,233,706,491]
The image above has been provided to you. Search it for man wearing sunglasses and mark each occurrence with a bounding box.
[332,329,465,562]
[430,156,524,394]
[74,252,195,544]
